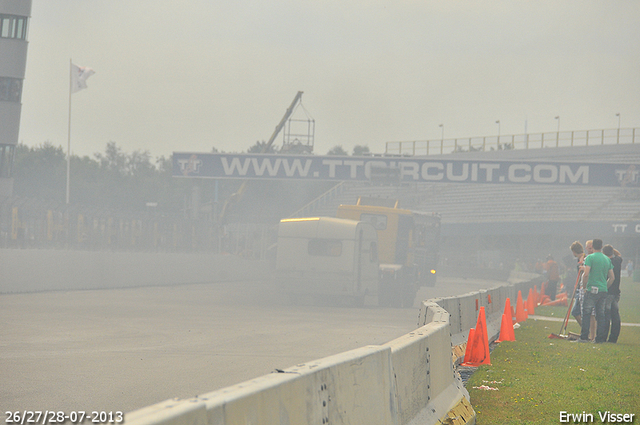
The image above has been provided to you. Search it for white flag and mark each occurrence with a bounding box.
[71,63,95,93]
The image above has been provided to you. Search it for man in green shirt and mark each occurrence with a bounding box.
[579,239,614,343]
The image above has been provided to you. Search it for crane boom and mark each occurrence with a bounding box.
[218,91,304,224]
[264,91,304,152]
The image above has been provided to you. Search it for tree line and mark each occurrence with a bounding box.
[11,141,370,223]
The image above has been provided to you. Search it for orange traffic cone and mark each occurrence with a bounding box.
[533,285,539,305]
[496,298,516,342]
[515,290,527,322]
[527,288,536,315]
[544,297,568,307]
[462,306,491,366]
[462,327,476,363]
[496,313,516,342]
[503,297,513,320]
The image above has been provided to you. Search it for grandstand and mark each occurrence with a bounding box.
[291,143,640,270]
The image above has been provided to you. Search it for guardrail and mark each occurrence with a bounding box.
[386,127,639,156]
[287,181,345,218]
[125,272,541,425]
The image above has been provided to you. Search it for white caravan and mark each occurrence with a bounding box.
[275,217,380,306]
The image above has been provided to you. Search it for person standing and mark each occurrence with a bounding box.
[544,255,560,301]
[569,241,585,327]
[584,240,597,341]
[579,239,614,343]
[603,244,623,343]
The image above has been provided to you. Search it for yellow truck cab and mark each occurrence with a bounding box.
[337,197,440,307]
[275,217,380,306]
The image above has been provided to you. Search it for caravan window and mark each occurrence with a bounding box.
[308,239,342,257]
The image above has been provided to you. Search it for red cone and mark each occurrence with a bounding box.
[462,307,491,366]
[496,298,516,342]
[462,327,476,364]
[496,313,516,342]
[527,288,536,315]
[515,290,527,323]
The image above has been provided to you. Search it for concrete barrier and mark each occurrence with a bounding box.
[0,249,268,293]
[124,399,207,425]
[123,273,542,425]
[458,293,480,338]
[385,303,471,425]
[126,345,397,425]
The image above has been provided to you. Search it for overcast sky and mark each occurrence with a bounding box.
[18,0,640,159]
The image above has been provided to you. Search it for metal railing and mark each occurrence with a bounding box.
[287,181,345,218]
[385,127,638,156]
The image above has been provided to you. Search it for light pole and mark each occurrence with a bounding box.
[555,116,560,146]
[616,113,621,143]
[496,120,501,149]
[439,124,444,153]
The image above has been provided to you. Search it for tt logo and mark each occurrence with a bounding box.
[178,155,202,176]
[615,165,639,186]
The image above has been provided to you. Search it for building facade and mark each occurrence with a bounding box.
[0,0,31,200]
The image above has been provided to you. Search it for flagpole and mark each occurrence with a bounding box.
[66,59,72,204]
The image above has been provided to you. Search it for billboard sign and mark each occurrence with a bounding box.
[173,153,639,187]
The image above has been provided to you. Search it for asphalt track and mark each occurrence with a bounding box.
[1,276,502,415]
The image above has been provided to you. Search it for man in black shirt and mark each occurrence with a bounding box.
[603,244,623,343]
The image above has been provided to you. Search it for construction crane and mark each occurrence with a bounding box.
[218,91,304,225]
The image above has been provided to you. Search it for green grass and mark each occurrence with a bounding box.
[532,276,640,324]
[467,277,640,424]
